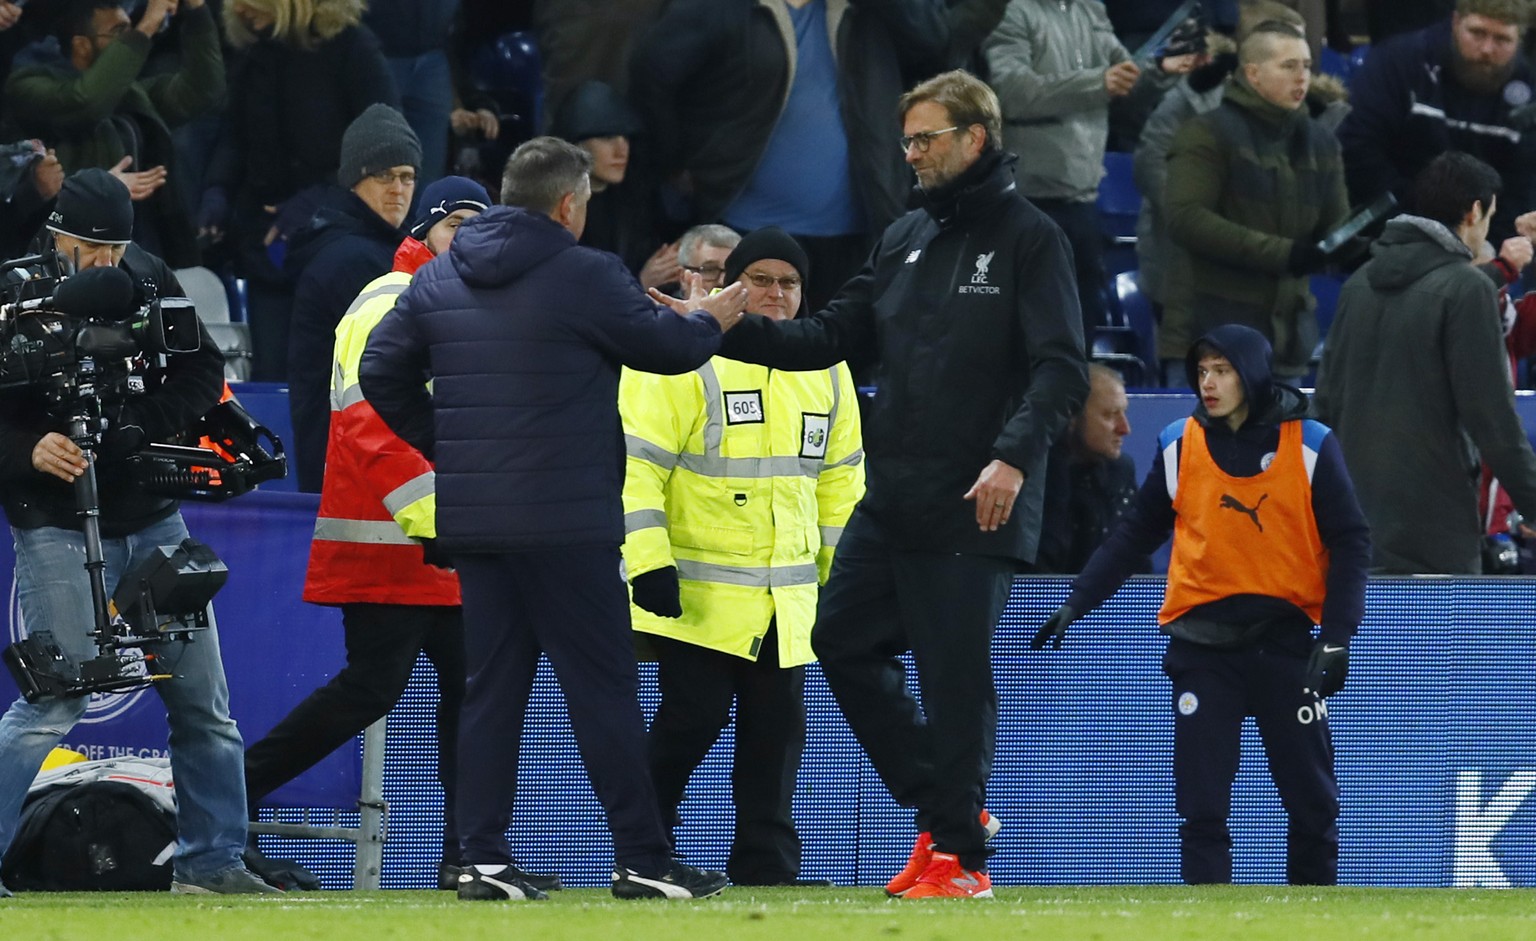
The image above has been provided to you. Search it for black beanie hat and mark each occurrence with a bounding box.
[338,104,423,188]
[723,226,810,286]
[46,168,133,245]
[553,80,643,142]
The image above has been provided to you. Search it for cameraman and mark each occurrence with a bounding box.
[0,169,273,897]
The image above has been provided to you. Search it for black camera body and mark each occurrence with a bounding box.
[0,255,280,700]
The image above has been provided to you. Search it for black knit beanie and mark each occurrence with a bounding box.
[723,226,810,285]
[338,104,423,188]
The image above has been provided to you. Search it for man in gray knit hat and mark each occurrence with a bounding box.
[286,104,423,492]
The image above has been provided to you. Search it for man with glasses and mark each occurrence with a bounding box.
[674,224,742,296]
[286,104,422,492]
[4,0,224,269]
[621,226,863,886]
[697,70,1087,898]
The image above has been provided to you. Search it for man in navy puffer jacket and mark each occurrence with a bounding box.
[360,137,747,902]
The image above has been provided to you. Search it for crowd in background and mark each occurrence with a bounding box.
[2,0,1535,577]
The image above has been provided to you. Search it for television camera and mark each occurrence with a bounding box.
[0,254,285,701]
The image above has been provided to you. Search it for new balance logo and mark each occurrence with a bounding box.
[1220,493,1268,531]
[951,871,983,890]
[905,250,921,264]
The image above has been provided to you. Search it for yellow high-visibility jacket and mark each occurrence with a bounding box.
[620,356,865,666]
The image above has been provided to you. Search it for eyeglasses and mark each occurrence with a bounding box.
[367,169,418,186]
[682,264,726,279]
[743,271,802,292]
[899,126,961,153]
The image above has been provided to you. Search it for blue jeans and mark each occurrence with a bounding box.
[0,513,249,880]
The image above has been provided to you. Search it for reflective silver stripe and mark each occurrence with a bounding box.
[675,452,821,479]
[698,360,723,456]
[342,282,408,320]
[826,365,841,464]
[1409,98,1521,143]
[329,360,347,411]
[626,434,678,471]
[675,559,819,588]
[625,508,668,534]
[335,381,367,411]
[312,517,415,546]
[383,471,436,516]
[819,525,843,548]
[1163,437,1180,501]
[829,449,864,468]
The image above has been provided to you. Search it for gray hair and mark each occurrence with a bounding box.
[677,224,741,266]
[500,137,593,214]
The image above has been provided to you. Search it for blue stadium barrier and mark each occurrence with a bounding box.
[5,492,1536,889]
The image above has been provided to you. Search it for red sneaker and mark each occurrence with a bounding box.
[884,830,934,897]
[884,810,1000,898]
[901,851,993,899]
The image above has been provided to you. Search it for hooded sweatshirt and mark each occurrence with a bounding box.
[1315,215,1536,573]
[357,206,725,552]
[1069,325,1371,649]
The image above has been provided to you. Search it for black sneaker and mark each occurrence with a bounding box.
[612,861,728,900]
[441,862,562,893]
[456,865,549,901]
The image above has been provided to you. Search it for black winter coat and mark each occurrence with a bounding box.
[630,0,949,231]
[358,207,725,552]
[286,188,405,492]
[719,150,1088,562]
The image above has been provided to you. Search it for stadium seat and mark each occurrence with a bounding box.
[1318,46,1352,82]
[469,30,544,147]
[176,266,252,381]
[1096,151,1140,243]
[1094,271,1155,387]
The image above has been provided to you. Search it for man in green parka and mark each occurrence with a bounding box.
[1164,18,1348,379]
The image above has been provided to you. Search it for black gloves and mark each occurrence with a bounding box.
[631,566,682,618]
[1030,605,1078,650]
[1287,239,1328,276]
[417,537,452,570]
[1303,641,1349,698]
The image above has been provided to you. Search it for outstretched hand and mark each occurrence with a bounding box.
[1029,605,1077,651]
[648,277,747,333]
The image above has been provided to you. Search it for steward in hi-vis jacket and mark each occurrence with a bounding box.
[621,228,864,885]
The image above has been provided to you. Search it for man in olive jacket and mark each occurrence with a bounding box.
[1164,19,1347,379]
[3,0,225,268]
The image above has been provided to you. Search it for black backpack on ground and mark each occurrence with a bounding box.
[0,780,176,891]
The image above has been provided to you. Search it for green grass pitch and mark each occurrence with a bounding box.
[4,886,1536,940]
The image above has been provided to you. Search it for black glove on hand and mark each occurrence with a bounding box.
[1303,641,1349,698]
[417,537,452,570]
[631,566,682,618]
[1030,605,1078,650]
[1287,238,1329,276]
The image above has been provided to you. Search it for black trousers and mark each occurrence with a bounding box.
[244,603,465,860]
[648,624,805,884]
[810,509,1014,871]
[453,547,672,873]
[1031,197,1106,347]
[1163,638,1339,885]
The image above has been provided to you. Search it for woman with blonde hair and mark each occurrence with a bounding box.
[198,0,397,381]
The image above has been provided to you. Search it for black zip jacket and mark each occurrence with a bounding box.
[0,246,224,536]
[719,149,1088,562]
